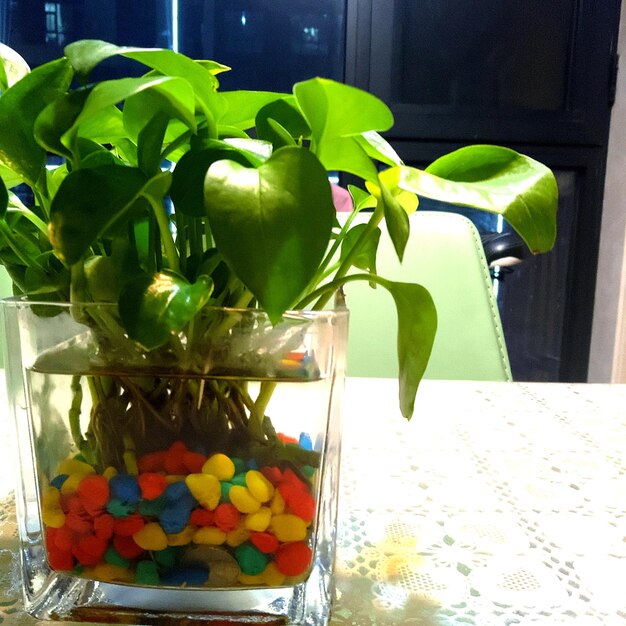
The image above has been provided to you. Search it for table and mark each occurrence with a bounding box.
[1,378,626,625]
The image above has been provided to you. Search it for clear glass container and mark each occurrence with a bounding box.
[2,299,348,625]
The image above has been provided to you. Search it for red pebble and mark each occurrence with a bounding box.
[260,466,283,485]
[278,484,316,523]
[62,493,85,514]
[65,510,93,535]
[214,503,240,532]
[190,508,215,527]
[250,532,280,554]
[277,433,299,445]
[77,475,110,509]
[165,441,188,475]
[72,534,107,566]
[138,472,167,500]
[53,526,76,552]
[47,539,74,571]
[113,534,145,559]
[183,451,206,474]
[113,513,145,537]
[93,513,115,540]
[281,468,308,491]
[275,541,312,577]
[137,451,167,473]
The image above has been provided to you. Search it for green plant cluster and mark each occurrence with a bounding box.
[0,40,558,420]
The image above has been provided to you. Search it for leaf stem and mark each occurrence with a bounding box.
[149,196,180,273]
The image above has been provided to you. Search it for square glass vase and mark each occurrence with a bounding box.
[2,299,348,625]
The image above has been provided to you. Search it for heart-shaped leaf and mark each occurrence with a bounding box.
[119,271,214,349]
[204,146,335,321]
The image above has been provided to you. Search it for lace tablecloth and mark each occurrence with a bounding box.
[1,379,626,625]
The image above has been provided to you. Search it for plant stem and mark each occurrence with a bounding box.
[149,196,180,273]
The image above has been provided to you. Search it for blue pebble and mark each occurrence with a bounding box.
[298,432,313,450]
[109,474,141,504]
[50,474,69,489]
[164,481,197,510]
[161,566,209,586]
[159,505,191,534]
[246,459,258,470]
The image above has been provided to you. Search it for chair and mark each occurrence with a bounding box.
[342,211,512,381]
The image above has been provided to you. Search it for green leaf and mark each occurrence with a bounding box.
[118,271,214,350]
[397,146,558,253]
[204,146,335,321]
[255,98,311,145]
[0,177,7,219]
[138,113,170,176]
[0,57,73,185]
[369,277,437,420]
[340,224,380,273]
[49,165,153,265]
[0,42,30,92]
[355,131,403,167]
[171,142,260,217]
[379,181,410,262]
[218,91,288,129]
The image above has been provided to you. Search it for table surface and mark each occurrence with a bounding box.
[1,378,626,625]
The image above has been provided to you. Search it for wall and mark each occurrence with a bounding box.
[588,0,626,382]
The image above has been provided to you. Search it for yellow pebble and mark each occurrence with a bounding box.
[246,470,274,503]
[133,522,168,551]
[226,527,250,547]
[269,514,308,542]
[229,485,261,514]
[269,489,285,515]
[167,526,195,546]
[239,572,264,586]
[202,453,235,480]
[60,473,84,496]
[103,466,118,480]
[244,506,272,532]
[88,562,134,583]
[41,486,65,528]
[57,458,95,477]
[262,562,286,586]
[123,451,138,476]
[194,527,227,546]
[165,474,187,484]
[185,473,221,510]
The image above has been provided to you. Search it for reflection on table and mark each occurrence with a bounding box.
[1,378,626,625]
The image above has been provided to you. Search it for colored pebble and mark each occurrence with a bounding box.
[190,508,215,527]
[109,474,141,505]
[229,486,261,514]
[103,466,118,480]
[298,432,313,451]
[225,527,250,548]
[107,498,136,517]
[60,473,84,496]
[138,472,167,500]
[183,451,206,474]
[133,522,168,551]
[90,562,134,583]
[77,475,110,509]
[275,541,312,577]
[113,513,145,537]
[166,526,195,546]
[269,490,286,515]
[73,534,108,566]
[269,514,308,542]
[138,496,166,517]
[165,441,188,475]
[52,526,74,552]
[232,458,246,475]
[93,513,115,540]
[234,543,268,576]
[159,505,191,534]
[65,511,92,535]
[185,473,220,510]
[214,503,240,532]
[41,486,65,528]
[246,470,274,503]
[113,534,144,560]
[58,458,95,477]
[194,526,227,545]
[135,560,160,585]
[220,481,232,503]
[104,546,130,568]
[137,451,167,473]
[244,507,272,532]
[261,562,286,586]
[202,453,235,480]
[161,567,209,586]
[50,474,68,490]
[249,532,279,554]
[153,546,180,569]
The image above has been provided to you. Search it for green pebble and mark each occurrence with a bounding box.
[135,560,160,586]
[234,543,268,576]
[220,482,232,503]
[232,473,247,486]
[153,546,180,569]
[302,465,316,478]
[138,497,166,516]
[104,547,130,568]
[232,458,246,474]
[107,498,136,518]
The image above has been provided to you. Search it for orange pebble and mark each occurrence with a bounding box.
[190,508,215,527]
[165,441,188,474]
[77,474,110,509]
[138,472,167,500]
[183,451,206,473]
[138,451,167,473]
[214,503,241,532]
[277,433,299,444]
[275,541,312,576]
[249,531,280,554]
